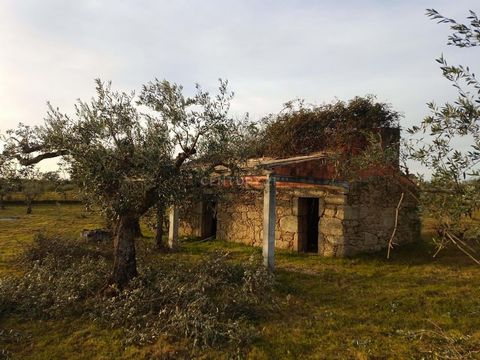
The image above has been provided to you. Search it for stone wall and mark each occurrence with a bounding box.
[341,178,420,255]
[216,192,262,246]
[178,202,202,237]
[318,193,348,256]
[178,178,420,257]
[210,187,348,251]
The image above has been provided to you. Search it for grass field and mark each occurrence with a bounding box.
[1,203,480,359]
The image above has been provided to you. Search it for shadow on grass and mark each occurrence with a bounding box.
[277,238,479,270]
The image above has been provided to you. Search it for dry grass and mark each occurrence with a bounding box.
[1,204,480,359]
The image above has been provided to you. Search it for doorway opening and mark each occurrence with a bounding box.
[201,199,217,239]
[298,197,319,253]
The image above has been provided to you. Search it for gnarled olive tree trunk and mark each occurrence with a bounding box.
[112,215,138,287]
[133,218,143,238]
[26,199,32,214]
[155,205,165,249]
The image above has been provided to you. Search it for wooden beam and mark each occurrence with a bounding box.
[257,152,333,168]
[273,175,349,188]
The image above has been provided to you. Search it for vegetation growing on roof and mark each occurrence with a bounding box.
[259,96,401,158]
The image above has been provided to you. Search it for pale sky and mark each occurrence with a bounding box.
[0,0,479,172]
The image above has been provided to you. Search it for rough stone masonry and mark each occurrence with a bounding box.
[179,175,420,256]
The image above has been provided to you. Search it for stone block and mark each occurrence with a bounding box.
[319,242,344,257]
[336,206,360,220]
[382,208,396,228]
[323,207,336,218]
[292,198,299,216]
[292,233,299,251]
[325,234,345,245]
[319,242,335,256]
[325,194,346,205]
[319,217,343,236]
[364,232,379,246]
[279,215,298,233]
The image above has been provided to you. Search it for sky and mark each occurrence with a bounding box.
[0,0,479,173]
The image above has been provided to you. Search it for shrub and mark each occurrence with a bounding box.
[21,233,110,267]
[0,236,274,353]
[94,251,274,349]
[0,256,109,319]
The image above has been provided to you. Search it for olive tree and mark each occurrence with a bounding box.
[3,78,245,286]
[41,171,68,201]
[19,166,46,214]
[0,154,18,210]
[408,9,480,260]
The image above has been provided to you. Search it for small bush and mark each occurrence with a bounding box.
[0,256,109,319]
[21,233,110,267]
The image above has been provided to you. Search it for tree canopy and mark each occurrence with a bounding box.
[3,78,251,286]
[407,9,480,261]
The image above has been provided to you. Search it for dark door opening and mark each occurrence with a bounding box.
[201,200,217,239]
[298,198,319,253]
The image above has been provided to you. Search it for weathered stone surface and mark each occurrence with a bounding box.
[323,207,336,218]
[382,208,396,228]
[324,234,344,245]
[178,176,420,256]
[336,206,359,220]
[325,194,346,205]
[364,232,379,246]
[279,215,298,233]
[319,217,343,236]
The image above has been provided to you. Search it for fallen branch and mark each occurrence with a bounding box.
[446,231,480,265]
[387,192,404,259]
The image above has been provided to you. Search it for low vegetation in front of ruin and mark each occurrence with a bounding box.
[1,203,480,359]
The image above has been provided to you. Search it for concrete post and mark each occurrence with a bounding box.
[263,172,276,271]
[168,205,179,248]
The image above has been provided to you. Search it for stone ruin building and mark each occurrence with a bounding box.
[173,128,420,263]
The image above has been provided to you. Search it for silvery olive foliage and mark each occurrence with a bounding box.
[0,155,18,209]
[0,236,274,353]
[2,78,258,285]
[4,81,170,219]
[407,10,480,259]
[94,251,273,349]
[3,78,253,219]
[0,235,110,319]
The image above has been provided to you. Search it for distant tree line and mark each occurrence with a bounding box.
[0,159,77,213]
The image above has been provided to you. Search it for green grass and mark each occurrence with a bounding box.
[1,204,480,359]
[0,204,100,276]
